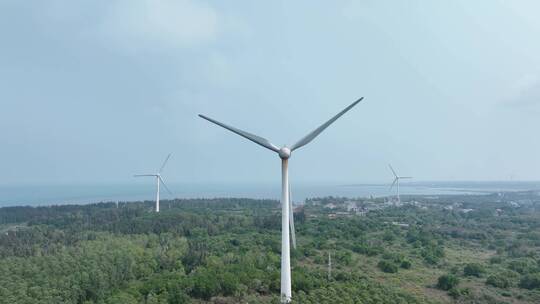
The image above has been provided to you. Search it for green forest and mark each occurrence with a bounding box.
[1,192,540,303]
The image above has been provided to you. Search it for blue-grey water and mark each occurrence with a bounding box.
[1,181,539,207]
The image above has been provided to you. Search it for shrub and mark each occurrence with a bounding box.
[489,256,503,264]
[292,271,316,292]
[464,263,485,277]
[352,244,383,256]
[448,287,470,299]
[421,245,444,265]
[486,274,512,288]
[377,260,398,273]
[423,252,440,265]
[382,230,395,242]
[334,272,352,282]
[508,258,536,274]
[519,274,540,290]
[381,252,397,260]
[400,260,412,269]
[437,274,460,291]
[190,271,220,300]
[336,251,352,266]
[219,273,239,296]
[448,288,460,299]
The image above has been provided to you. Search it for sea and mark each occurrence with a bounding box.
[1,181,539,208]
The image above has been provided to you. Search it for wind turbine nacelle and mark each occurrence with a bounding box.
[279,147,291,159]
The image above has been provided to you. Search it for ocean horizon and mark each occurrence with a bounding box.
[1,181,539,208]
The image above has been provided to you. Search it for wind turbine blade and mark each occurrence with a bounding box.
[134,174,157,177]
[389,178,398,191]
[400,176,413,179]
[388,164,398,178]
[290,97,364,151]
[158,176,173,195]
[159,153,172,173]
[199,114,280,152]
[289,182,296,249]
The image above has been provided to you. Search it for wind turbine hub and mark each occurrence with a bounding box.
[279,147,291,159]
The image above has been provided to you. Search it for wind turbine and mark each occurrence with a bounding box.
[389,164,412,203]
[199,97,363,303]
[134,154,173,212]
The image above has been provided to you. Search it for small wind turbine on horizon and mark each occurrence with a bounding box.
[389,164,412,203]
[199,97,363,303]
[134,154,173,213]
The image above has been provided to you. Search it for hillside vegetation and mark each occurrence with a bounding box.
[1,192,540,303]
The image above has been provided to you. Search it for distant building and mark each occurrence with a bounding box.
[346,201,359,212]
[508,201,520,208]
[324,203,337,210]
[356,210,367,217]
[391,221,410,228]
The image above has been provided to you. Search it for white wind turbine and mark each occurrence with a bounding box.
[199,98,363,303]
[389,164,412,203]
[134,154,173,213]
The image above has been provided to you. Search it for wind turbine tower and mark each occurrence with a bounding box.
[200,98,363,303]
[389,164,412,203]
[134,154,173,212]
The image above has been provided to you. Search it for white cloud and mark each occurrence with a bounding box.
[100,0,218,51]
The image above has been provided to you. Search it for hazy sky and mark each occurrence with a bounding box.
[1,0,539,185]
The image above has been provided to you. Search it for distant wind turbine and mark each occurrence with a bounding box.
[134,154,173,212]
[199,98,363,303]
[389,164,412,203]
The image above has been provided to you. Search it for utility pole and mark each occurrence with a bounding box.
[328,251,332,281]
